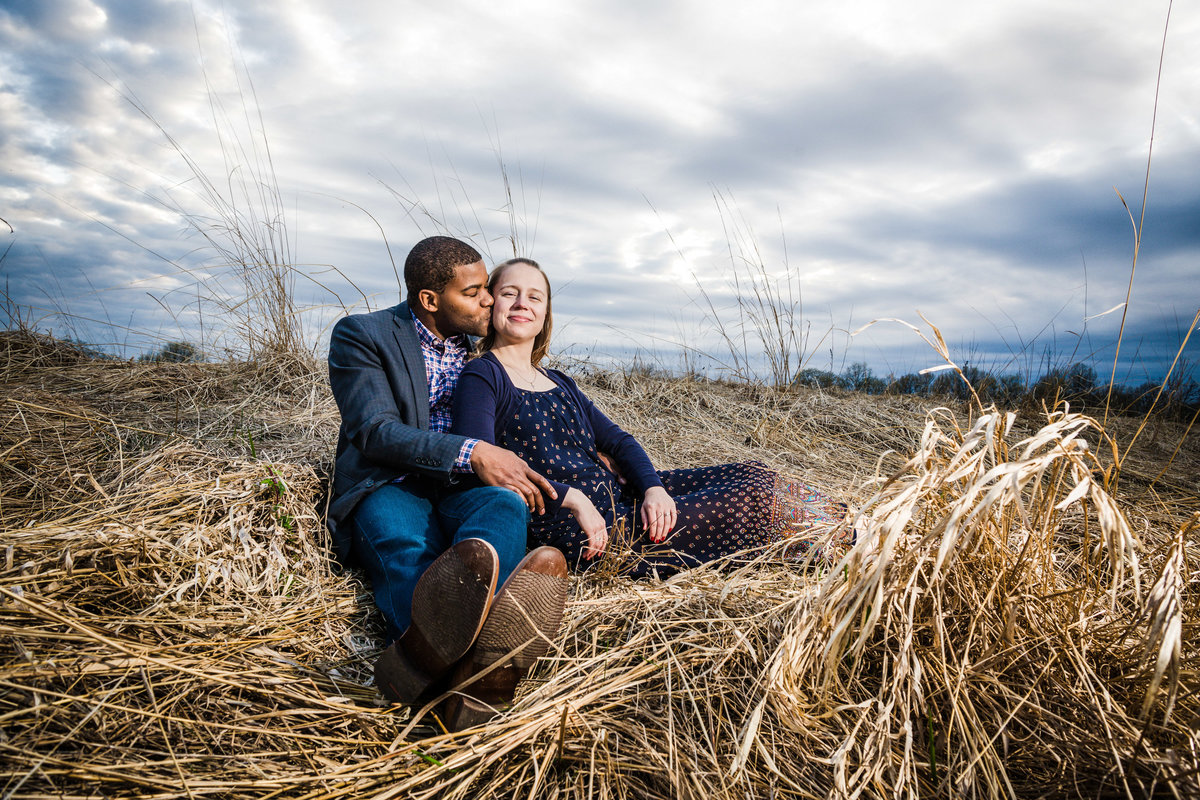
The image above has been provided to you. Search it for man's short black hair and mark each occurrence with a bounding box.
[404,236,483,297]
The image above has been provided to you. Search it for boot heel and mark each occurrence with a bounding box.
[443,693,502,730]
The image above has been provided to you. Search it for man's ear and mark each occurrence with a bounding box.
[415,288,439,314]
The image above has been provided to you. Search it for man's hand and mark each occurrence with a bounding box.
[470,441,557,515]
[639,486,677,543]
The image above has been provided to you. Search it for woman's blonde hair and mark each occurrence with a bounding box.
[476,258,553,366]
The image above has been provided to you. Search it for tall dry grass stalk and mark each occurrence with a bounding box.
[1104,0,1175,426]
[104,60,321,374]
[377,138,540,268]
[659,188,828,387]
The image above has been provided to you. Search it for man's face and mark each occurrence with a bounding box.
[429,260,492,338]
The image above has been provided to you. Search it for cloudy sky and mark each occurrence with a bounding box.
[2,0,1197,385]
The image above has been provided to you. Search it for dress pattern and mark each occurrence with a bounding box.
[500,385,851,575]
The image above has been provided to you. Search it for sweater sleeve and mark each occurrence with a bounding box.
[451,356,570,514]
[552,371,664,497]
[450,359,502,442]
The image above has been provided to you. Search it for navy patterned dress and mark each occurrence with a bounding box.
[452,354,785,576]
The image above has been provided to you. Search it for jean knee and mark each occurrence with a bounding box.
[489,487,530,520]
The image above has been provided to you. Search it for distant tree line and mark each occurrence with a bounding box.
[65,336,1200,422]
[60,338,206,363]
[138,341,204,363]
[793,361,1200,420]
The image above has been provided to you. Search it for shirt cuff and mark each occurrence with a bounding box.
[452,438,479,473]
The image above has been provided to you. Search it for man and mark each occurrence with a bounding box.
[327,235,567,730]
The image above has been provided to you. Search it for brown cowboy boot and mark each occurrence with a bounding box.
[374,538,498,705]
[442,546,568,730]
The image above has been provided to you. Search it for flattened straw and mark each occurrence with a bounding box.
[3,338,1198,798]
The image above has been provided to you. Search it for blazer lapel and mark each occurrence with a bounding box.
[391,302,430,430]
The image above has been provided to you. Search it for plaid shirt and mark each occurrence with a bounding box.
[411,315,477,474]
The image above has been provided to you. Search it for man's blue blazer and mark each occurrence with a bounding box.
[326,301,471,562]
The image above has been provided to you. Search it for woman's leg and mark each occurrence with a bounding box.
[642,462,781,564]
[532,463,783,577]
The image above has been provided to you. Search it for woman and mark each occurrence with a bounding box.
[451,258,847,575]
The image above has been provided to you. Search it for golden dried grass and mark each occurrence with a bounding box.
[2,330,1197,799]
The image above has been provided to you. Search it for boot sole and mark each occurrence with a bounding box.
[376,541,498,704]
[443,547,568,729]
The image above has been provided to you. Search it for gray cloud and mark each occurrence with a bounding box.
[1,0,1195,381]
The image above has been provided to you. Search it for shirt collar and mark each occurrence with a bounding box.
[412,313,468,352]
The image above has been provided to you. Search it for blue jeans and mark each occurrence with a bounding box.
[349,479,529,642]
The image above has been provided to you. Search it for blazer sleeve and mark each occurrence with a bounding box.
[329,313,467,478]
[552,371,664,497]
[452,356,569,513]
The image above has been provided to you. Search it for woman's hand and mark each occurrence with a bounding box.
[640,486,677,543]
[563,488,608,559]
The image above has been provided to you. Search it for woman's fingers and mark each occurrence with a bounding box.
[642,501,677,543]
[585,525,607,558]
[566,489,608,559]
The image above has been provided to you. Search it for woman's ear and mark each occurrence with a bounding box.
[416,288,439,314]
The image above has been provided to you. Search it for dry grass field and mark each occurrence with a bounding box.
[2,328,1197,798]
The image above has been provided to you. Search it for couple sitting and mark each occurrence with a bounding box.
[327,236,838,731]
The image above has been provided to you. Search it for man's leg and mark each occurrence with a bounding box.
[437,485,529,586]
[374,538,498,705]
[441,545,568,731]
[349,482,444,642]
[437,487,570,731]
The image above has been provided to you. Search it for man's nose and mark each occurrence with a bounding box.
[480,289,494,307]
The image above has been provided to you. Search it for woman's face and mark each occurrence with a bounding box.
[490,263,549,344]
